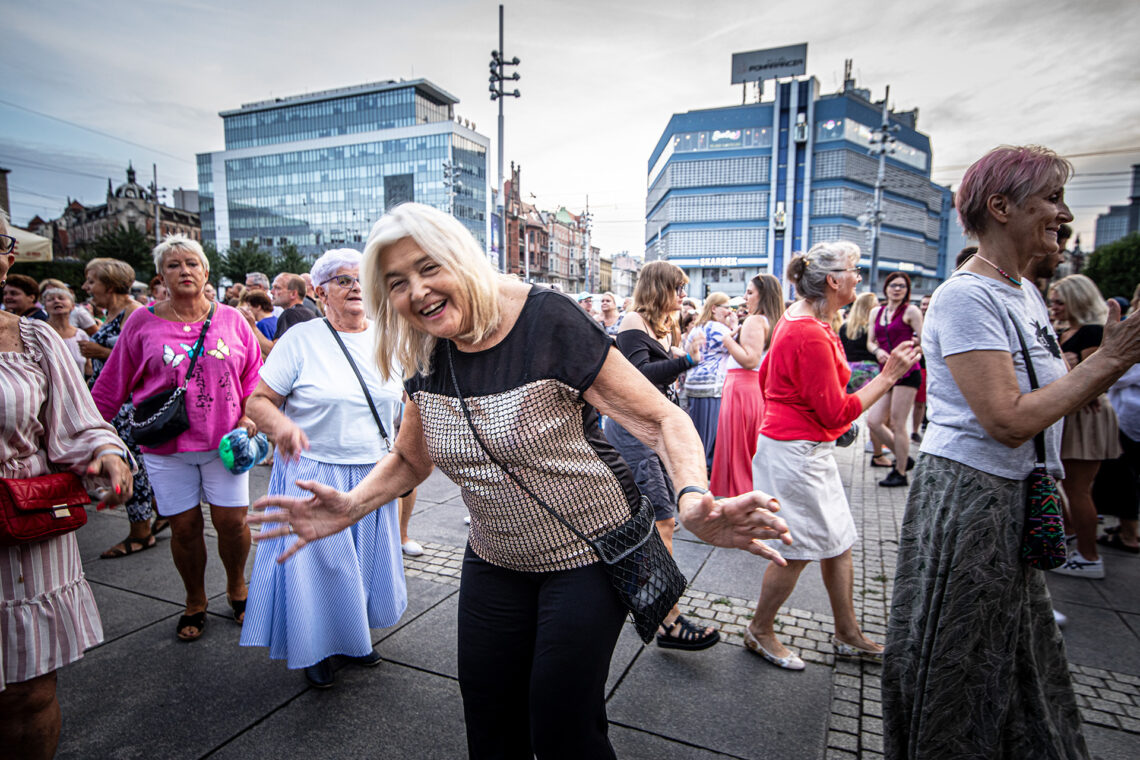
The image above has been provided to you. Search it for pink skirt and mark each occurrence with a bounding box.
[710,369,763,497]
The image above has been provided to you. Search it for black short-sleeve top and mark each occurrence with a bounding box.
[1060,324,1103,363]
[405,287,642,572]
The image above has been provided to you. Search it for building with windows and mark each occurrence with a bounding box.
[1094,164,1140,249]
[197,79,490,257]
[645,67,952,296]
[27,164,200,258]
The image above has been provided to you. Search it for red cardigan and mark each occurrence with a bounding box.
[758,314,863,442]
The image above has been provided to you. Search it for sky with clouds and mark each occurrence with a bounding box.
[4,0,1138,256]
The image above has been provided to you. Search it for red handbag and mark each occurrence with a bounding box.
[0,473,91,546]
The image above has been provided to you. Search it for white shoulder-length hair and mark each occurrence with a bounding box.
[362,203,503,381]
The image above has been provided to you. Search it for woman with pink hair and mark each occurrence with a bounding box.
[882,146,1140,759]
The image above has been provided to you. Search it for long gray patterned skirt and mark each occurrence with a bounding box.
[882,454,1088,760]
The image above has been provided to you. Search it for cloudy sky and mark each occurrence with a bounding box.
[4,0,1138,256]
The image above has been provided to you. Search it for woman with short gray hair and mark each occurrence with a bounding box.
[745,241,919,670]
[92,234,262,640]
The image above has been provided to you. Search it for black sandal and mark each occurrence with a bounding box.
[99,533,156,559]
[176,611,207,642]
[227,595,247,624]
[656,615,720,651]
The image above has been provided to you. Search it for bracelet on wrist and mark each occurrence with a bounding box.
[677,485,709,504]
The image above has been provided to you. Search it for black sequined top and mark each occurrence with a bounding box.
[406,287,641,572]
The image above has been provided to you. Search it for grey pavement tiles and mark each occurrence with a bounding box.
[56,422,1140,758]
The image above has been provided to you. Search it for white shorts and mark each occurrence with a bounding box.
[142,451,250,516]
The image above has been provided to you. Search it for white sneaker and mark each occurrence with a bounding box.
[1050,553,1105,579]
[1053,609,1068,628]
[463,514,471,525]
[401,540,424,557]
[864,440,875,453]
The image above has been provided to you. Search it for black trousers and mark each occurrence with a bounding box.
[457,546,626,760]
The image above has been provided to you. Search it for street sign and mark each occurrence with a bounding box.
[731,44,807,84]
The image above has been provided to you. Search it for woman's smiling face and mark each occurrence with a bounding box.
[381,236,469,341]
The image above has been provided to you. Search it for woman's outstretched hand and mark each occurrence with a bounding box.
[881,340,922,384]
[247,480,358,563]
[679,490,792,565]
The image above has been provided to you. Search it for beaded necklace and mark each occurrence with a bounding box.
[972,253,1022,287]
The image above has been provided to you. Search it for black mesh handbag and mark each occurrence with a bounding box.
[446,345,686,643]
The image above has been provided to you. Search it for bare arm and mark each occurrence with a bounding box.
[584,347,791,561]
[723,314,767,370]
[866,306,886,363]
[904,304,924,345]
[247,396,434,562]
[945,301,1140,447]
[245,380,308,459]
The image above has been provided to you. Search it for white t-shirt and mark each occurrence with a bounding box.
[70,308,96,330]
[920,272,1068,479]
[259,319,403,465]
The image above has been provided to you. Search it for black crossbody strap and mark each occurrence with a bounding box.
[1006,309,1048,466]
[324,319,391,450]
[444,342,605,553]
[180,302,216,390]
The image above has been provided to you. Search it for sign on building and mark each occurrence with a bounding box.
[731,44,808,84]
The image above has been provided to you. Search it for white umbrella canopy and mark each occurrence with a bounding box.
[9,226,52,262]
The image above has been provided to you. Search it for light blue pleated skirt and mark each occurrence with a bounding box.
[240,454,407,669]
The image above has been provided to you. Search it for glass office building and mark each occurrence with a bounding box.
[198,79,489,256]
[646,75,952,296]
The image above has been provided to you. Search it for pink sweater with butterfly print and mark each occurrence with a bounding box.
[91,303,262,454]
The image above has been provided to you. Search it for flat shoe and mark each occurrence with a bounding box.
[100,533,156,559]
[176,610,207,642]
[305,658,335,689]
[348,649,383,667]
[227,595,247,624]
[870,456,892,468]
[742,628,804,670]
[1097,533,1140,554]
[832,635,883,660]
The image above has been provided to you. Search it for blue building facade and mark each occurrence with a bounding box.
[646,76,952,296]
[197,79,489,256]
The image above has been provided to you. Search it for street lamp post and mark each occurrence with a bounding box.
[489,4,520,274]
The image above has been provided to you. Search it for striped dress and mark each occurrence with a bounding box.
[240,320,407,669]
[1,319,124,691]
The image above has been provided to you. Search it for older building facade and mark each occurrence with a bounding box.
[28,165,200,257]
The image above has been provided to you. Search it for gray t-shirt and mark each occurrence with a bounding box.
[920,272,1067,479]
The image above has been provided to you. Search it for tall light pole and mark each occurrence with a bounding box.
[442,160,462,216]
[489,4,520,273]
[865,85,897,291]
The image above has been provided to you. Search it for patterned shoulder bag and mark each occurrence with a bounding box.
[1007,312,1067,570]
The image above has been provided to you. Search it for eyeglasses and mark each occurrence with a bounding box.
[320,275,362,289]
[830,267,865,276]
[675,285,687,295]
[0,234,15,255]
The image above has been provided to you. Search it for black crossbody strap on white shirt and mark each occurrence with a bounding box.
[324,319,391,451]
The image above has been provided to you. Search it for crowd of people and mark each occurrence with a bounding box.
[2,141,1140,759]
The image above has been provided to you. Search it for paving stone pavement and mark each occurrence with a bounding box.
[68,421,1140,758]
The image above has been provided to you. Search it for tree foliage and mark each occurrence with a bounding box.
[86,224,155,282]
[274,243,311,278]
[219,240,273,286]
[1084,233,1140,300]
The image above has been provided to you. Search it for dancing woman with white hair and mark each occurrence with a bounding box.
[241,248,407,688]
[249,203,792,758]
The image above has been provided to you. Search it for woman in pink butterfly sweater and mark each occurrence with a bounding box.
[91,235,261,643]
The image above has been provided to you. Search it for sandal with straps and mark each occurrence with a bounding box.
[655,615,720,651]
[176,610,207,642]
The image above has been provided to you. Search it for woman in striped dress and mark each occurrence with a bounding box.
[0,210,135,759]
[241,248,407,688]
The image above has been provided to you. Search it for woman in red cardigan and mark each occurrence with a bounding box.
[744,242,920,670]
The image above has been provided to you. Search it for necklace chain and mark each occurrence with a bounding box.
[972,253,1023,286]
[168,301,210,324]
